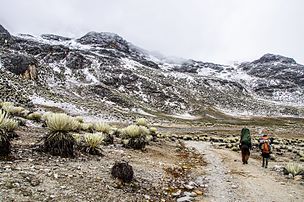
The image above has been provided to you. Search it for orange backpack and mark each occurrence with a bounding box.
[261,137,270,154]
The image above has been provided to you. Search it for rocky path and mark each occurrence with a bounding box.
[186,141,304,202]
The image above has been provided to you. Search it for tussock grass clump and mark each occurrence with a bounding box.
[0,110,19,156]
[94,122,111,134]
[0,110,18,132]
[0,102,13,108]
[27,112,42,122]
[44,113,77,157]
[136,118,147,127]
[75,116,84,123]
[0,129,11,156]
[80,123,94,132]
[84,133,103,155]
[2,105,25,116]
[285,163,304,177]
[149,127,157,133]
[139,126,150,136]
[47,113,78,132]
[123,125,148,150]
[42,112,54,121]
[72,133,82,144]
[125,125,141,138]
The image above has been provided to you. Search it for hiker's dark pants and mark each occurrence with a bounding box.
[262,153,270,168]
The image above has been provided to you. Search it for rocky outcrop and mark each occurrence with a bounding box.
[77,32,130,53]
[0,24,12,45]
[1,53,38,80]
[66,52,92,69]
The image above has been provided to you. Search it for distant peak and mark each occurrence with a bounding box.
[76,31,129,52]
[253,53,296,64]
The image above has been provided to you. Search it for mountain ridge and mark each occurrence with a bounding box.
[0,24,303,122]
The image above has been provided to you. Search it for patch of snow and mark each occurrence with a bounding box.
[82,68,99,83]
[131,108,156,117]
[30,95,87,116]
[17,34,92,50]
[169,113,201,120]
[121,57,141,70]
[163,72,195,82]
[197,68,217,77]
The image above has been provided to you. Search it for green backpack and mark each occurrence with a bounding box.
[240,128,251,146]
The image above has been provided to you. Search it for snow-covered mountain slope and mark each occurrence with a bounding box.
[0,24,303,120]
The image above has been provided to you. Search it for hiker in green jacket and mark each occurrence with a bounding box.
[240,128,252,164]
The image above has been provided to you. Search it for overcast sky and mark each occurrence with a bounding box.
[0,0,303,64]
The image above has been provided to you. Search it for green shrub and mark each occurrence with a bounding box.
[285,163,304,177]
[94,122,111,134]
[136,118,147,127]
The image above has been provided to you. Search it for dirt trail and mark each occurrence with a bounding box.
[186,141,304,202]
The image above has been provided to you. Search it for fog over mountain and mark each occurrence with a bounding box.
[0,0,303,64]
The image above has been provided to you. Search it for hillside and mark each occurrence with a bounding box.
[1,24,304,123]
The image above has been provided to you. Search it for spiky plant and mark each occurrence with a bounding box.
[136,118,147,127]
[0,110,18,155]
[84,133,103,155]
[125,125,141,138]
[27,112,42,122]
[94,122,111,134]
[2,105,25,116]
[42,112,54,121]
[0,129,11,156]
[72,133,82,144]
[44,113,77,157]
[149,127,158,141]
[80,123,94,132]
[139,126,150,136]
[0,102,13,108]
[75,116,84,123]
[285,163,304,177]
[124,125,147,150]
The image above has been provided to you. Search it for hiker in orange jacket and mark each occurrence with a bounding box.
[259,131,272,168]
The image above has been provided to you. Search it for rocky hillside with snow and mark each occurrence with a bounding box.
[0,24,304,121]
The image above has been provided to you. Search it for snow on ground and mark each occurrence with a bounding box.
[216,107,303,119]
[121,57,141,70]
[30,95,118,122]
[169,113,201,120]
[82,68,99,84]
[163,71,195,82]
[131,108,156,117]
[30,95,87,116]
[17,34,92,50]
